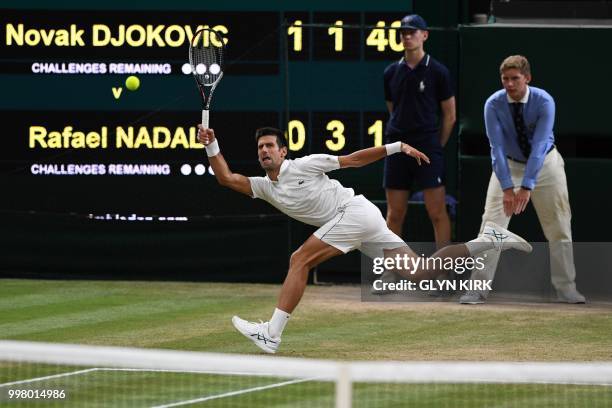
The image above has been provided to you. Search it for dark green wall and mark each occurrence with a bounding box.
[0,211,289,281]
[457,25,612,242]
[3,1,612,281]
[459,25,612,138]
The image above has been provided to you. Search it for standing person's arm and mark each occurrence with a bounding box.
[514,97,555,214]
[197,125,253,196]
[436,64,456,147]
[522,97,555,188]
[386,101,394,115]
[484,100,515,217]
[384,64,395,116]
[439,96,456,147]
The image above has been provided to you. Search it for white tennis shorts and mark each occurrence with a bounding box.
[313,195,407,258]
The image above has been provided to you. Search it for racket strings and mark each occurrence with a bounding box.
[189,30,224,86]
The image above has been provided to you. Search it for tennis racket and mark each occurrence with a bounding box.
[189,28,225,128]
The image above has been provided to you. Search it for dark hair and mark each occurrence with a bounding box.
[255,127,287,149]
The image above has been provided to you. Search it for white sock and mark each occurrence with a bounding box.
[268,308,290,338]
[465,235,495,256]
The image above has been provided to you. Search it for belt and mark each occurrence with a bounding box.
[507,145,555,164]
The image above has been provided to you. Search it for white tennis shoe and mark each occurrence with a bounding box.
[459,291,487,304]
[556,288,586,304]
[482,221,533,253]
[231,316,281,354]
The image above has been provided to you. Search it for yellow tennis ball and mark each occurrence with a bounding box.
[125,76,140,91]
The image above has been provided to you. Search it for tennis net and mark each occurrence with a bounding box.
[1,340,611,407]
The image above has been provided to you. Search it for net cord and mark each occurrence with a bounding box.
[1,340,612,386]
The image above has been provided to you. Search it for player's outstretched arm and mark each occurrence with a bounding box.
[338,142,430,169]
[197,125,253,196]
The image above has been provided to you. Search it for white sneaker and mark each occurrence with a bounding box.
[459,291,486,304]
[231,316,281,354]
[556,288,586,304]
[482,221,533,253]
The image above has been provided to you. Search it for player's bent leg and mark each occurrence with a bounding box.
[382,244,468,282]
[278,235,343,313]
[423,186,451,248]
[381,222,532,283]
[232,235,342,354]
[385,189,410,237]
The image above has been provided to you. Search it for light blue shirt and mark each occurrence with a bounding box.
[484,86,556,190]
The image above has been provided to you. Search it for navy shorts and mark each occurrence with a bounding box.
[383,137,445,191]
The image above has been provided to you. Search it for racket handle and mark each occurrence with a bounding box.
[201,110,209,128]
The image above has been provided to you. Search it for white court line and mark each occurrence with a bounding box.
[1,366,320,407]
[95,368,275,377]
[0,368,99,387]
[150,377,317,408]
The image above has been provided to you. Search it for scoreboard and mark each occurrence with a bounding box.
[0,1,412,219]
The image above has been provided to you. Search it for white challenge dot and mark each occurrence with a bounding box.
[194,164,206,175]
[209,63,221,75]
[180,164,192,175]
[196,64,207,75]
[208,166,215,176]
[182,63,193,75]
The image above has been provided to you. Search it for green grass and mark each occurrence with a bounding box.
[1,367,610,407]
[1,279,612,407]
[1,279,611,359]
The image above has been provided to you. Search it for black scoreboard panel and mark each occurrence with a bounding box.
[0,9,278,60]
[0,2,411,217]
[1,110,388,166]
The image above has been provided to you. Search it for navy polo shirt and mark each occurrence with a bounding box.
[384,54,453,140]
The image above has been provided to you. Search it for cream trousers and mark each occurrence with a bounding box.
[470,148,577,295]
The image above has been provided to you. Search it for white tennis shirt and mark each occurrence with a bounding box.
[248,154,355,227]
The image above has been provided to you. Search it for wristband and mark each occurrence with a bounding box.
[385,141,402,156]
[205,139,220,157]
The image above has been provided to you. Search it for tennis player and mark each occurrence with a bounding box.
[198,125,532,353]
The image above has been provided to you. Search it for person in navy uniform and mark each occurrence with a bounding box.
[383,14,456,249]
